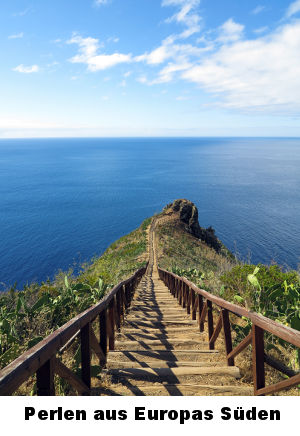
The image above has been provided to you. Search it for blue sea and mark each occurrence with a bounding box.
[0,137,299,290]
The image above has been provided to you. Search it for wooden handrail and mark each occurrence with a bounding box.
[158,267,300,395]
[0,265,147,396]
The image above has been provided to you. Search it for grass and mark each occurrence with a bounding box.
[0,217,151,372]
[156,219,234,295]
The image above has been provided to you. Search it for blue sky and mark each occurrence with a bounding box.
[1,0,300,137]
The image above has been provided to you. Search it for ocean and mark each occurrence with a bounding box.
[0,137,299,290]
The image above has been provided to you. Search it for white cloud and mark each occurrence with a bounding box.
[253,26,269,34]
[217,18,244,43]
[137,40,207,65]
[162,0,202,39]
[285,0,300,18]
[137,76,148,84]
[8,32,24,39]
[251,5,266,15]
[12,8,31,17]
[94,0,109,5]
[107,36,119,43]
[152,61,192,84]
[13,64,39,73]
[181,20,300,112]
[68,34,131,71]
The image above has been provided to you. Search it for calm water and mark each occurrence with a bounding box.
[0,137,299,290]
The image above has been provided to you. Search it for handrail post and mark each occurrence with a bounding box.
[252,325,265,394]
[191,290,196,320]
[99,309,107,366]
[198,295,204,331]
[108,299,115,350]
[36,357,55,396]
[116,291,121,331]
[80,322,91,391]
[186,285,191,315]
[120,285,125,324]
[207,300,214,348]
[221,309,234,366]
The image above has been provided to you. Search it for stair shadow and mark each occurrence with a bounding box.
[114,274,185,396]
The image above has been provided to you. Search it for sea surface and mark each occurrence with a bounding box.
[0,137,299,290]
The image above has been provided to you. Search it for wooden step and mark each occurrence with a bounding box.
[104,366,241,381]
[95,383,253,396]
[106,360,219,369]
[127,320,197,328]
[117,333,202,342]
[107,349,219,363]
[114,339,206,348]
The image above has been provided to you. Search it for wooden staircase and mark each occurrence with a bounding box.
[96,267,253,396]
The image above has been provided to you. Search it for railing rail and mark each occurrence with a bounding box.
[158,267,300,396]
[0,265,147,396]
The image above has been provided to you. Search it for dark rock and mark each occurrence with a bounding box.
[169,199,222,253]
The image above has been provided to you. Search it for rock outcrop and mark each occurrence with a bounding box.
[166,199,223,253]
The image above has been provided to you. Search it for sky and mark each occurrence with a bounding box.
[1,0,300,137]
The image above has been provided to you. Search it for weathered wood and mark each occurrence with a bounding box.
[186,285,191,314]
[115,291,121,331]
[80,323,91,390]
[54,358,89,395]
[252,325,265,394]
[36,357,55,396]
[209,313,222,349]
[160,268,300,349]
[105,366,241,379]
[59,330,80,355]
[90,329,105,363]
[198,296,205,332]
[207,300,214,349]
[264,354,299,378]
[227,333,252,360]
[108,299,115,351]
[0,266,147,396]
[120,285,125,322]
[191,290,196,320]
[99,309,107,366]
[256,372,300,396]
[221,309,234,366]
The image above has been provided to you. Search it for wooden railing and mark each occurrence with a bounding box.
[158,267,300,396]
[0,266,147,396]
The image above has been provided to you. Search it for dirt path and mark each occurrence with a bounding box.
[94,217,252,396]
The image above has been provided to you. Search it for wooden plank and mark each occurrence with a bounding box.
[191,290,196,320]
[199,302,207,332]
[108,299,115,351]
[115,291,121,331]
[264,353,299,378]
[54,358,89,395]
[36,357,55,396]
[256,372,300,396]
[186,285,191,314]
[159,268,300,348]
[222,309,234,366]
[105,366,241,379]
[209,313,222,349]
[198,295,204,332]
[80,323,91,390]
[252,325,265,394]
[207,300,214,349]
[99,309,107,366]
[0,266,146,395]
[90,329,105,363]
[227,333,252,360]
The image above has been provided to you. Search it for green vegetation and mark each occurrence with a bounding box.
[0,217,150,370]
[156,216,300,378]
